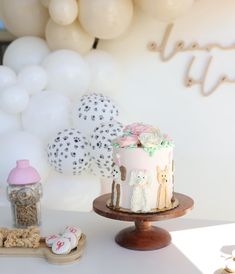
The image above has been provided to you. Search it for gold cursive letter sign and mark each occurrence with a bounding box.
[148,23,235,97]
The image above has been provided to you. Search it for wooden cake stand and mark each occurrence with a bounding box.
[93,192,194,251]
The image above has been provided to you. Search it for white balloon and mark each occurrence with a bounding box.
[42,171,101,211]
[0,66,16,90]
[1,0,49,37]
[78,0,133,39]
[72,93,119,136]
[0,84,29,114]
[85,50,120,93]
[45,19,94,54]
[3,37,50,73]
[0,110,21,135]
[49,0,78,26]
[18,65,48,95]
[47,128,91,175]
[42,50,91,99]
[22,91,71,142]
[135,0,194,22]
[0,131,50,183]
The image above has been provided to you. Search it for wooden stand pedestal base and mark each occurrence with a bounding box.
[93,193,194,251]
[115,221,171,250]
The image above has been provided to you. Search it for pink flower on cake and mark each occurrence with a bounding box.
[163,134,173,142]
[139,132,162,148]
[117,135,139,148]
[123,123,157,136]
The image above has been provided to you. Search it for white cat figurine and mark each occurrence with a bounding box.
[129,169,151,212]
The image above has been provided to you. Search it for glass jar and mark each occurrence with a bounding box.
[7,160,42,228]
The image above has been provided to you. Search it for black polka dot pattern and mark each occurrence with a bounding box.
[47,128,91,175]
[73,93,119,135]
[89,121,123,178]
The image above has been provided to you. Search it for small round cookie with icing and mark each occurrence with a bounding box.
[45,234,60,247]
[52,237,71,255]
[61,232,78,249]
[64,226,82,240]
[224,250,235,273]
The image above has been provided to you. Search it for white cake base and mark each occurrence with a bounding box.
[111,147,175,213]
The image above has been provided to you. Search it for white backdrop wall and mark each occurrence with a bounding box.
[1,0,235,222]
[99,0,235,221]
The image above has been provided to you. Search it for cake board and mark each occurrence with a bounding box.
[93,192,194,251]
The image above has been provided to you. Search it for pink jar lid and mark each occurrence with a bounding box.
[7,160,41,185]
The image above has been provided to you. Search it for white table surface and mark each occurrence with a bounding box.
[0,206,234,274]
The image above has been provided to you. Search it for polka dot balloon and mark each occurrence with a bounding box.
[72,93,119,136]
[47,128,91,175]
[89,121,123,178]
[89,162,113,179]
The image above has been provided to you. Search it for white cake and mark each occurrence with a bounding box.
[110,123,177,213]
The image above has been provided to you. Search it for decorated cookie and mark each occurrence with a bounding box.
[225,258,235,273]
[64,226,82,240]
[52,238,71,255]
[62,232,78,249]
[45,234,61,247]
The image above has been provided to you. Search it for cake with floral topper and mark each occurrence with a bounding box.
[109,123,178,213]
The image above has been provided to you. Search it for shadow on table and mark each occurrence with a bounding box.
[86,216,203,274]
[220,245,235,256]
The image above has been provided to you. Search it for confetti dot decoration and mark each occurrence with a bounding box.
[89,121,123,178]
[72,93,119,136]
[47,128,91,175]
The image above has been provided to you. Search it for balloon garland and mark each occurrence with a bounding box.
[0,84,29,114]
[42,49,91,99]
[0,34,122,181]
[72,93,119,136]
[3,37,50,73]
[49,0,78,26]
[18,65,48,95]
[0,0,195,210]
[78,0,134,40]
[1,0,195,44]
[0,66,16,90]
[1,0,49,37]
[22,91,71,141]
[85,50,120,94]
[135,0,194,22]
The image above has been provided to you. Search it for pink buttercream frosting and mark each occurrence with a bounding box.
[117,135,139,148]
[123,123,157,136]
[113,122,173,152]
[7,160,41,185]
